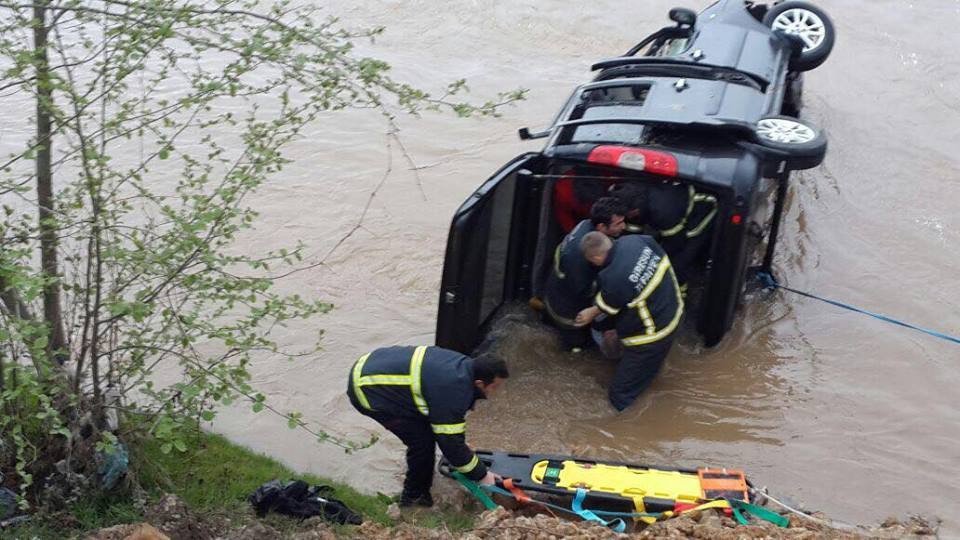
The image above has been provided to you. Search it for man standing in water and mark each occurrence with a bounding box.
[575,232,683,411]
[543,197,628,350]
[346,346,508,507]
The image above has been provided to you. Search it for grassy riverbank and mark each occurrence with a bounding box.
[5,430,474,539]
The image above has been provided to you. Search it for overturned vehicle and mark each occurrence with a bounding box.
[437,0,835,351]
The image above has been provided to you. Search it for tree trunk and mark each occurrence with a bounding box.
[33,1,68,366]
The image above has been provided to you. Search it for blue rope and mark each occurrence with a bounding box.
[757,271,960,345]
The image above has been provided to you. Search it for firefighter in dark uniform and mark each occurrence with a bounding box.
[542,197,627,350]
[347,346,508,507]
[608,181,717,287]
[575,232,684,411]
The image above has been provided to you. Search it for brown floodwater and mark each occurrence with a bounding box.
[212,0,960,534]
[3,0,958,534]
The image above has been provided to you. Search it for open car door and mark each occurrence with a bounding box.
[435,153,544,353]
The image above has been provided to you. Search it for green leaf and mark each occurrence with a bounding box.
[160,443,173,454]
[173,439,187,452]
[200,410,216,422]
[252,402,264,413]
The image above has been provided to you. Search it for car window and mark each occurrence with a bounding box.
[479,174,516,322]
[570,123,645,144]
[566,84,649,144]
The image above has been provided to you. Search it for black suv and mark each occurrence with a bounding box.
[437,0,835,351]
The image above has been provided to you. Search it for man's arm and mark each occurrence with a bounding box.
[430,418,488,482]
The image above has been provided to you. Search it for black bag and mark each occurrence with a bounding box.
[248,479,363,525]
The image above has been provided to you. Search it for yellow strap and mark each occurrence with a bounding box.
[409,346,430,416]
[596,292,620,315]
[454,454,480,473]
[351,353,373,410]
[680,500,731,514]
[621,265,684,346]
[431,422,466,435]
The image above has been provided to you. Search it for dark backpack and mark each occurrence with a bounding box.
[248,479,363,525]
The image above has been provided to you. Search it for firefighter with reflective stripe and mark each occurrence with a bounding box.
[542,197,627,350]
[346,346,508,507]
[574,232,684,411]
[609,181,717,286]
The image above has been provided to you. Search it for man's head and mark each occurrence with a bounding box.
[608,182,648,221]
[580,231,614,267]
[589,197,627,237]
[473,353,509,398]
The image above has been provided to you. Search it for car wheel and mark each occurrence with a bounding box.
[753,115,826,170]
[763,1,835,72]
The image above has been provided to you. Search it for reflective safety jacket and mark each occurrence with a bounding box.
[543,219,598,326]
[348,346,488,481]
[594,235,684,347]
[625,183,717,243]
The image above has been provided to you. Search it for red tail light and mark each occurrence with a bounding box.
[587,145,678,177]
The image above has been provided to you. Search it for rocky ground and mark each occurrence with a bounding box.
[85,487,939,540]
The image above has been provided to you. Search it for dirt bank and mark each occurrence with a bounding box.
[86,491,938,540]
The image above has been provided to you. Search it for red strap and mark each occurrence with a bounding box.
[502,478,532,504]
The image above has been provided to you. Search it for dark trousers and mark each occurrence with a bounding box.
[348,392,436,498]
[608,335,675,411]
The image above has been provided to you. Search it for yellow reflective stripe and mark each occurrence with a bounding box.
[553,245,566,279]
[358,374,410,386]
[624,222,643,233]
[660,186,696,237]
[659,219,686,237]
[637,301,655,335]
[409,346,429,416]
[544,298,579,328]
[686,194,717,238]
[627,256,671,306]
[596,292,620,315]
[454,454,480,473]
[431,422,466,435]
[621,264,684,346]
[351,353,373,410]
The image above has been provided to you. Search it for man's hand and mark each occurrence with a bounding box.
[575,306,601,327]
[479,471,502,485]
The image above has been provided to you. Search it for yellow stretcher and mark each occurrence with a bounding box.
[457,450,750,519]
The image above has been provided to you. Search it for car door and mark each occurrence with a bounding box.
[435,153,544,353]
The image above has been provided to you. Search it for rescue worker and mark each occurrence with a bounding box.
[346,346,508,507]
[574,232,684,411]
[608,181,717,286]
[543,197,628,350]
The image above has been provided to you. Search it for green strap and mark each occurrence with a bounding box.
[729,499,790,528]
[451,471,498,510]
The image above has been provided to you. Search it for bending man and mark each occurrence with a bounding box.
[347,346,507,507]
[543,197,627,350]
[575,232,684,411]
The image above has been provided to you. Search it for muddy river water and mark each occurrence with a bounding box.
[211,0,960,533]
[6,0,960,535]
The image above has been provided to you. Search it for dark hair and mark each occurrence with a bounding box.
[473,353,509,383]
[608,182,648,213]
[589,197,628,227]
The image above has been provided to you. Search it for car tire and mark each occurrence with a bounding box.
[753,115,827,170]
[763,1,835,72]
